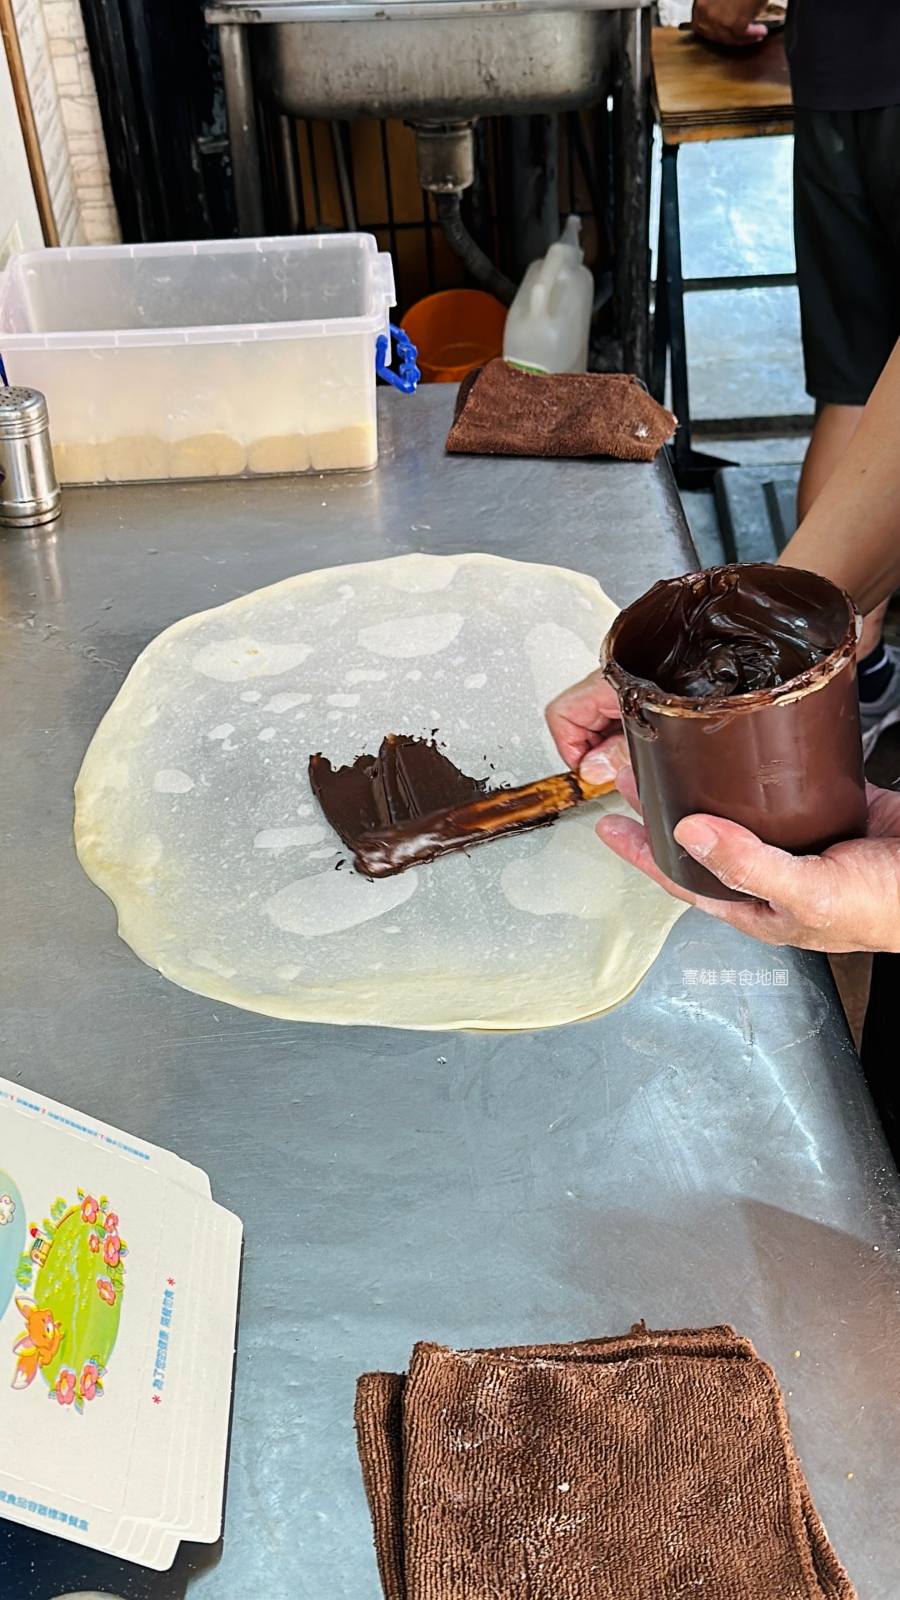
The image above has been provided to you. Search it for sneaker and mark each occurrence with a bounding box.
[860,643,900,758]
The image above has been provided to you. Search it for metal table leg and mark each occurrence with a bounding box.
[219,22,265,236]
[658,138,732,489]
[649,188,669,404]
[614,6,651,381]
[660,142,689,465]
[277,114,303,233]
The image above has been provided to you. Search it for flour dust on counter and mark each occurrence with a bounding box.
[74,552,686,1029]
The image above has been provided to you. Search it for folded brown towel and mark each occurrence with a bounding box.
[445,359,676,462]
[354,1324,855,1600]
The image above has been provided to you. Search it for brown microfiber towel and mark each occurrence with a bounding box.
[445,359,676,462]
[354,1324,856,1600]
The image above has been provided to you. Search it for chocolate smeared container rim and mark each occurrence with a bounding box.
[602,565,862,723]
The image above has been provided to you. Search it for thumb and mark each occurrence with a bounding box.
[674,814,818,907]
[579,733,630,786]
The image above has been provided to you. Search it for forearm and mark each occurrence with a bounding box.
[779,339,900,614]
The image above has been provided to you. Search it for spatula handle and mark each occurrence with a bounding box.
[353,771,615,877]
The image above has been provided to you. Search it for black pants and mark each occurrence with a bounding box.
[794,106,900,405]
[860,952,900,1166]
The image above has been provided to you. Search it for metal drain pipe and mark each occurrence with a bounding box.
[411,120,516,307]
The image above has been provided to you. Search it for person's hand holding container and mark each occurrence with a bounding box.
[601,562,867,900]
[545,561,900,952]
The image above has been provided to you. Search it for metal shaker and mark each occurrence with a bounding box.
[0,386,61,527]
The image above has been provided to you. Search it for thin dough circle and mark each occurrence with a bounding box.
[74,552,685,1029]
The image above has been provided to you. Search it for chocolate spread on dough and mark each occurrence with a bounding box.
[309,736,607,878]
[308,735,488,851]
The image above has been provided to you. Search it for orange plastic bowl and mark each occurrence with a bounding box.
[401,289,507,384]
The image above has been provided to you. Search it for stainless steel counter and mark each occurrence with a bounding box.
[1,387,898,1600]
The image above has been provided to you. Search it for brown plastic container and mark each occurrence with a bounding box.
[603,563,867,901]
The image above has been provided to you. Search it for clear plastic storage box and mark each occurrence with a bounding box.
[0,234,395,484]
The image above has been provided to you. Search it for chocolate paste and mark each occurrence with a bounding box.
[604,563,867,901]
[309,735,486,851]
[309,737,608,877]
[639,567,834,697]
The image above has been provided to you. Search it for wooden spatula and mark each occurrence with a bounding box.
[353,770,616,877]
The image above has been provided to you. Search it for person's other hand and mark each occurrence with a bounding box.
[598,771,900,952]
[691,0,768,46]
[545,667,631,786]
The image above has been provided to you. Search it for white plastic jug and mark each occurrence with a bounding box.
[502,215,594,374]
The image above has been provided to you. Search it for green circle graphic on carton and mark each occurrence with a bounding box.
[17,1192,127,1409]
[0,1170,26,1325]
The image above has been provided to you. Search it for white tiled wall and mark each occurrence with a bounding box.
[11,0,120,247]
[0,40,43,262]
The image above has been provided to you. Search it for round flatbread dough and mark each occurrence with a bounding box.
[247,435,311,474]
[74,552,686,1029]
[52,441,105,485]
[103,435,169,482]
[308,425,375,471]
[168,433,248,478]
